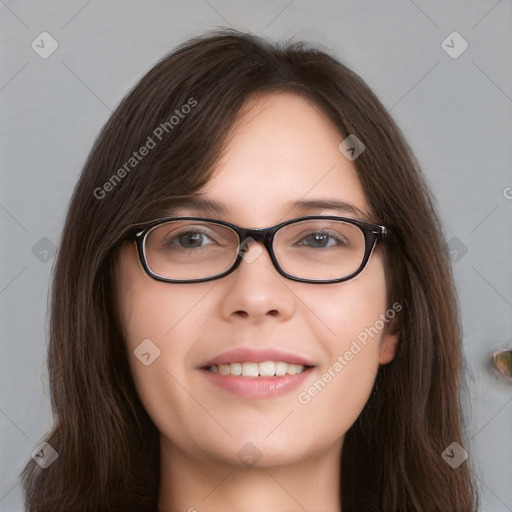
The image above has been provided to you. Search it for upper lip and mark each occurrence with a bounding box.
[201,347,315,367]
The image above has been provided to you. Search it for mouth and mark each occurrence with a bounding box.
[199,348,316,399]
[205,361,312,377]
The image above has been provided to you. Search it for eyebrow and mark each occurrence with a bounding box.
[289,198,370,219]
[163,196,371,220]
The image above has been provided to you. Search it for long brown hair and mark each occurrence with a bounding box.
[21,28,479,511]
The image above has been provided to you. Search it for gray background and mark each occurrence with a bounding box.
[1,1,511,510]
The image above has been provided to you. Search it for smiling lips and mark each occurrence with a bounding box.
[201,347,314,399]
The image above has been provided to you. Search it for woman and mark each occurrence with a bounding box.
[22,29,479,511]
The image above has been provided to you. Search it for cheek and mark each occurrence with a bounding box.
[122,286,213,446]
[293,253,389,426]
[295,354,377,442]
[116,245,213,439]
[300,249,389,352]
[117,243,212,353]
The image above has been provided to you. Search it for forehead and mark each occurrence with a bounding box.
[176,92,371,225]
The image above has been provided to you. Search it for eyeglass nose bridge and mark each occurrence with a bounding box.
[235,226,279,266]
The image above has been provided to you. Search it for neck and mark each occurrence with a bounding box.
[157,437,343,512]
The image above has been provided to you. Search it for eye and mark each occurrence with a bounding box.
[297,230,348,249]
[165,229,216,249]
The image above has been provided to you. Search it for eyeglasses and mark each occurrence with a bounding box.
[133,216,389,284]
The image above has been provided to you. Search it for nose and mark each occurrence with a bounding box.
[220,239,296,323]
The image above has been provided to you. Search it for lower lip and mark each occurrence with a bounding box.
[200,368,314,400]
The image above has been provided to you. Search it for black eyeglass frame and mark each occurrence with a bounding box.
[132,215,390,284]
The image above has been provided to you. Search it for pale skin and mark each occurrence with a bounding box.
[115,92,398,512]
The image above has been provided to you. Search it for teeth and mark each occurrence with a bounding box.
[208,361,307,377]
[242,362,259,377]
[259,361,275,376]
[275,362,287,376]
[218,364,231,376]
[230,362,242,375]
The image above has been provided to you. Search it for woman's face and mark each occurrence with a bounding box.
[116,92,398,469]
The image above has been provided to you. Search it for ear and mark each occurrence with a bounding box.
[378,317,399,365]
